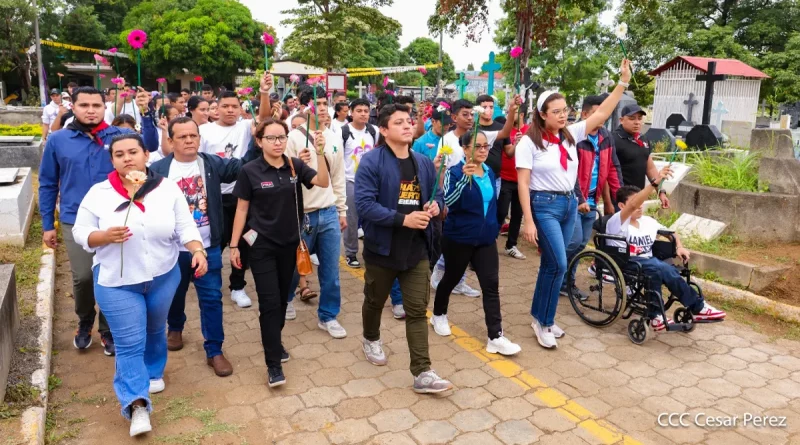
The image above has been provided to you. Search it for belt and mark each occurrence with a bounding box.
[532,190,574,196]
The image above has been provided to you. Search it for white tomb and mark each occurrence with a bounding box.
[0,168,34,246]
[669,213,727,241]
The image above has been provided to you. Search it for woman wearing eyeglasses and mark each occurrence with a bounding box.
[516,60,632,349]
[429,131,521,356]
[229,118,329,387]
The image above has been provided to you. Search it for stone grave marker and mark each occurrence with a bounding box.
[643,128,676,152]
[653,160,692,194]
[0,167,34,246]
[665,113,685,135]
[0,264,18,401]
[684,92,699,122]
[0,136,43,170]
[670,213,727,242]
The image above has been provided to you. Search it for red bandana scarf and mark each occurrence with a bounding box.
[108,170,163,213]
[633,132,645,147]
[543,131,569,171]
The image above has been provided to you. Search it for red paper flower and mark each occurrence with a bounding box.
[108,47,118,54]
[127,29,148,50]
[261,32,275,46]
[510,46,523,59]
[382,76,389,88]
[194,76,203,82]
[156,78,167,84]
[94,54,109,65]
[99,74,106,78]
[419,67,428,75]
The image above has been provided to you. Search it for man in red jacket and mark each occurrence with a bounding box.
[562,96,624,298]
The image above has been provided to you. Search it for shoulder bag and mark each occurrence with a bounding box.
[288,158,313,276]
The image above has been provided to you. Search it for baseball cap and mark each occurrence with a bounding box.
[49,88,60,96]
[621,104,646,117]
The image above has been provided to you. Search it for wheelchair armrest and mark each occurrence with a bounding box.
[595,233,628,243]
[657,229,675,238]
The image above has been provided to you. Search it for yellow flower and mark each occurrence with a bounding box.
[439,145,454,156]
[125,170,147,185]
[351,155,359,173]
[676,139,688,150]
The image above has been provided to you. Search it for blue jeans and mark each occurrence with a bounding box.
[390,279,402,305]
[167,246,224,358]
[530,191,577,327]
[565,209,597,282]
[288,206,342,322]
[94,263,181,419]
[628,256,704,317]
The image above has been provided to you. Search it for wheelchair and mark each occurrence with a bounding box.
[564,215,720,345]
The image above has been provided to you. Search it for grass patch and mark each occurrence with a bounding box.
[645,207,680,228]
[69,391,108,406]
[706,294,800,342]
[44,402,81,445]
[154,394,239,444]
[48,375,61,393]
[0,210,44,293]
[690,151,765,192]
[683,234,744,258]
[0,383,40,419]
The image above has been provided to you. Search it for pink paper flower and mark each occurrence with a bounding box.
[386,90,395,96]
[289,74,300,83]
[382,76,389,88]
[156,78,167,84]
[237,87,253,96]
[261,32,275,46]
[111,77,125,85]
[194,76,203,82]
[306,76,323,86]
[419,67,428,75]
[108,47,118,54]
[99,74,106,78]
[438,101,451,110]
[56,72,64,77]
[94,54,109,65]
[127,29,148,49]
[119,92,131,98]
[510,46,523,59]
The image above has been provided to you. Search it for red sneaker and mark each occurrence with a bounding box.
[694,303,726,321]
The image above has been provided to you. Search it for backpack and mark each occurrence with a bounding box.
[341,123,377,146]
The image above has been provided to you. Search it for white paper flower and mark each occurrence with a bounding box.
[437,105,448,113]
[242,101,251,112]
[134,123,142,133]
[615,23,628,39]
[473,105,486,115]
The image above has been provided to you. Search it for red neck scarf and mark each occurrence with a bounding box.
[543,131,569,171]
[633,132,645,147]
[108,171,146,212]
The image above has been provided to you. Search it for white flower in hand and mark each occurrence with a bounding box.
[437,105,447,112]
[473,105,486,115]
[134,123,142,133]
[125,170,147,185]
[615,23,628,39]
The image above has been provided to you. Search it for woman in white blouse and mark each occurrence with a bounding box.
[72,133,208,437]
[515,60,631,350]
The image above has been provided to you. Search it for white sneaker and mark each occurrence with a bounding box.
[694,302,726,321]
[531,319,557,349]
[431,268,444,290]
[230,289,252,308]
[285,301,297,320]
[318,319,347,339]
[310,254,319,266]
[551,324,565,339]
[453,282,480,298]
[505,246,527,260]
[358,228,364,239]
[486,335,521,356]
[429,315,451,336]
[392,304,406,319]
[650,315,674,331]
[362,338,387,366]
[148,379,165,394]
[129,405,152,437]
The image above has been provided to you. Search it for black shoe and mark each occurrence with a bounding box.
[561,285,589,302]
[268,367,286,387]
[73,323,93,350]
[345,256,362,269]
[281,346,290,363]
[100,332,116,356]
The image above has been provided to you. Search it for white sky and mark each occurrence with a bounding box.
[242,0,619,71]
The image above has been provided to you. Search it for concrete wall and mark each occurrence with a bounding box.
[759,157,800,195]
[690,251,790,292]
[672,181,800,242]
[0,264,18,401]
[750,128,794,158]
[0,109,42,126]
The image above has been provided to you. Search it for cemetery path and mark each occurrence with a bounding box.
[45,238,800,445]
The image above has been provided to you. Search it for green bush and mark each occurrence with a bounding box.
[0,124,42,137]
[689,151,764,192]
[645,207,680,227]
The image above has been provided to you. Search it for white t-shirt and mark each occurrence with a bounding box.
[342,123,379,182]
[515,121,586,191]
[606,213,665,258]
[42,101,59,125]
[168,159,212,250]
[437,130,465,169]
[199,120,253,194]
[104,101,142,125]
[330,118,348,133]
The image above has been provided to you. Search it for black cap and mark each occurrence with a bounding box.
[49,88,60,95]
[269,92,279,101]
[621,104,646,117]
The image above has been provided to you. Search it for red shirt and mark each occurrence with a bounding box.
[500,125,529,182]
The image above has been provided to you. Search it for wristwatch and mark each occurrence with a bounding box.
[191,248,207,258]
[649,177,660,188]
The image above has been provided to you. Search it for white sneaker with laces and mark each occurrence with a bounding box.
[505,246,527,260]
[486,335,521,355]
[318,319,347,339]
[230,289,252,308]
[551,324,565,339]
[148,379,165,394]
[285,301,297,320]
[430,268,444,290]
[694,302,726,321]
[453,282,480,297]
[362,338,387,366]
[531,319,557,349]
[310,254,319,266]
[129,405,152,437]
[392,304,406,319]
[430,315,452,336]
[650,315,673,331]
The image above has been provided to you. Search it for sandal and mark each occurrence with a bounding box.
[298,286,318,302]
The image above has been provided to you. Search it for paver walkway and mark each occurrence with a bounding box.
[48,239,800,444]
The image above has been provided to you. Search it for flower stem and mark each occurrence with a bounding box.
[617,39,639,89]
[120,196,135,277]
[264,44,269,72]
[429,156,447,205]
[514,59,520,94]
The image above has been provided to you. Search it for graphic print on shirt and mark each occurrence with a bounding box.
[219,142,237,159]
[176,175,210,229]
[398,176,421,207]
[629,234,654,255]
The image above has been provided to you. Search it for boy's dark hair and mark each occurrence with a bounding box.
[334,102,349,114]
[285,94,294,100]
[350,98,370,111]
[377,103,411,128]
[180,88,191,94]
[201,84,213,92]
[111,114,137,128]
[394,95,414,106]
[167,116,199,138]
[616,185,642,205]
[71,86,102,103]
[298,85,327,107]
[333,90,347,99]
[167,92,181,104]
[218,91,239,102]
[67,82,78,88]
[475,94,494,105]
[451,99,474,116]
[581,95,604,113]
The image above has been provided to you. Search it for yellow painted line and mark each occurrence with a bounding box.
[338,256,643,445]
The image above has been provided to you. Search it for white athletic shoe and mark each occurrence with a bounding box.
[486,335,521,356]
[148,379,165,394]
[285,301,297,320]
[505,246,527,260]
[318,319,348,339]
[430,315,452,336]
[129,405,152,437]
[453,282,480,297]
[531,319,557,349]
[551,324,565,339]
[430,268,444,290]
[310,254,319,266]
[231,289,252,308]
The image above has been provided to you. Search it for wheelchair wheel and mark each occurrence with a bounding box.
[627,319,647,344]
[566,250,627,327]
[673,307,696,333]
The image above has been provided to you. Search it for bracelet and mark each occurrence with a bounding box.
[649,178,659,188]
[658,190,667,195]
[619,81,630,88]
[229,246,238,249]
[191,248,207,258]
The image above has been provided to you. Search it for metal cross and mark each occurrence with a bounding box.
[481,52,502,96]
[684,92,699,123]
[596,71,615,94]
[455,72,469,99]
[355,81,366,99]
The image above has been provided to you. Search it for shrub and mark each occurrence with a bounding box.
[689,151,764,192]
[0,124,42,137]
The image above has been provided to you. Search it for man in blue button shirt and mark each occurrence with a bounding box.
[39,86,159,356]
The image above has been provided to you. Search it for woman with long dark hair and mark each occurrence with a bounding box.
[186,96,210,126]
[516,60,631,349]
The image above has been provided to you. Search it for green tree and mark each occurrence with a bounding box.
[0,0,37,92]
[280,0,401,69]
[341,31,403,69]
[61,5,110,58]
[762,33,800,104]
[467,63,474,71]
[401,37,456,86]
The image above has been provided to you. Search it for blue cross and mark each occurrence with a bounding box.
[481,52,502,95]
[455,72,469,99]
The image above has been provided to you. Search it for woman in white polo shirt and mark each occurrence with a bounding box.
[516,60,632,349]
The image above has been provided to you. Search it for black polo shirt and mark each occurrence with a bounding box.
[612,125,651,189]
[233,155,316,249]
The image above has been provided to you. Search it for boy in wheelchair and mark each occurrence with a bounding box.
[605,177,726,331]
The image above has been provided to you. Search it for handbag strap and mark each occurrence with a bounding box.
[287,157,305,248]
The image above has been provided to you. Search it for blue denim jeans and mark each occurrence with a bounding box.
[288,206,342,322]
[628,256,704,317]
[94,263,181,419]
[565,209,597,281]
[167,246,224,358]
[530,191,578,327]
[390,279,402,305]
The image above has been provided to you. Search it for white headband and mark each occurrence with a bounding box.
[537,90,559,112]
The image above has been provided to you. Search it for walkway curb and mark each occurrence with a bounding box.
[695,276,800,324]
[19,247,56,445]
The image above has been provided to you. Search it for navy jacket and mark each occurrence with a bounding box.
[355,146,444,258]
[150,153,241,248]
[442,161,500,245]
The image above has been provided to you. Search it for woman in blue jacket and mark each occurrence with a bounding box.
[430,131,521,356]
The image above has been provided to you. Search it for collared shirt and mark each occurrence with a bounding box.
[72,178,202,287]
[411,129,442,161]
[515,121,587,192]
[613,125,651,189]
[233,155,316,249]
[42,101,60,125]
[285,126,347,216]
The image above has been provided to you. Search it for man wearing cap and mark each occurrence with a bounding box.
[41,89,62,142]
[613,104,669,208]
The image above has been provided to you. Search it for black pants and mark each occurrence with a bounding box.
[222,194,249,290]
[249,239,296,369]
[497,180,522,249]
[433,237,503,339]
[429,217,443,271]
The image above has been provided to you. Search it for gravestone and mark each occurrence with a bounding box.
[665,113,685,135]
[676,120,695,138]
[653,160,692,194]
[642,128,676,152]
[0,136,43,170]
[721,120,753,148]
[0,264,18,401]
[750,128,794,158]
[0,168,34,246]
[455,73,468,99]
[711,101,729,129]
[670,214,727,242]
[685,124,723,150]
[684,93,699,123]
[596,71,615,94]
[355,81,367,99]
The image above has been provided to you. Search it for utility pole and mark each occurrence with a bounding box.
[435,28,443,98]
[33,0,46,106]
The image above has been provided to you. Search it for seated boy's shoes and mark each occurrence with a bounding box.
[650,315,673,331]
[693,302,726,321]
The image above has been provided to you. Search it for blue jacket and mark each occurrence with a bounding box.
[355,146,444,257]
[150,153,241,248]
[38,124,158,231]
[443,161,499,246]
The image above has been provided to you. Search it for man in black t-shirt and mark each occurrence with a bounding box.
[475,94,512,177]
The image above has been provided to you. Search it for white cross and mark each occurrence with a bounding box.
[356,81,366,98]
[596,71,615,94]
[711,100,729,128]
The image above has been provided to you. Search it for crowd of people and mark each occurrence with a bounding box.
[39,59,726,437]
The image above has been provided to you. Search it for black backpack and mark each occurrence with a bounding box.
[341,123,377,145]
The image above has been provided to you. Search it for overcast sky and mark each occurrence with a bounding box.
[241,0,619,70]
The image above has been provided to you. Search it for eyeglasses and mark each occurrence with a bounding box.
[473,144,491,151]
[262,135,288,144]
[549,108,570,117]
